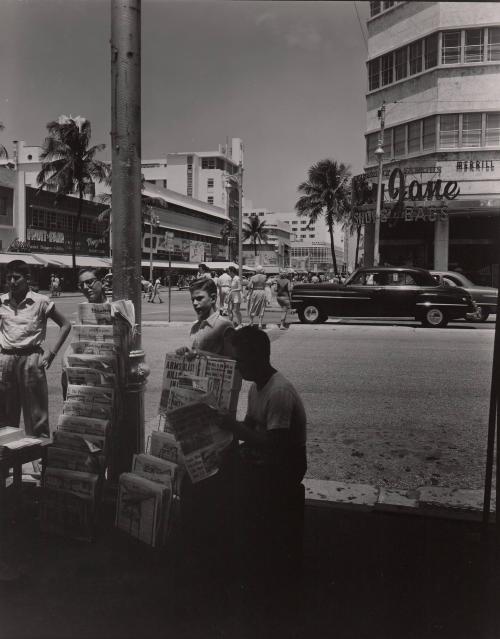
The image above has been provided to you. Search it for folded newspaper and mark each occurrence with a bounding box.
[166,401,232,483]
[65,367,116,388]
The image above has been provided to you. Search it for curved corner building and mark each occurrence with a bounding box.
[363,1,500,285]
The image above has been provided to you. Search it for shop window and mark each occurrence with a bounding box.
[462,113,482,147]
[465,29,484,63]
[488,28,500,61]
[409,40,422,75]
[395,47,408,80]
[442,31,461,64]
[393,125,406,157]
[381,52,393,86]
[408,121,421,154]
[368,58,380,91]
[422,116,436,151]
[485,113,500,146]
[424,33,438,69]
[439,114,459,148]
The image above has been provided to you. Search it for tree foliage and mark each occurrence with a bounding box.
[36,116,109,273]
[242,215,269,257]
[295,159,351,275]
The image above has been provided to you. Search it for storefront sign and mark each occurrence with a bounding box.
[354,205,448,225]
[386,168,460,203]
[456,160,495,172]
[26,228,108,255]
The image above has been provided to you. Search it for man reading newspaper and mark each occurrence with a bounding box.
[219,326,307,578]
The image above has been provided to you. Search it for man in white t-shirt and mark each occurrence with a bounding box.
[222,326,306,484]
[219,326,307,577]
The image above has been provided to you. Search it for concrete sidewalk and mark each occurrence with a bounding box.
[1,487,499,639]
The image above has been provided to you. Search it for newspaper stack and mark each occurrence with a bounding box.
[115,452,179,547]
[41,302,127,541]
[151,352,242,484]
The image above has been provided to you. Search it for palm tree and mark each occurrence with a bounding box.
[242,215,269,257]
[295,159,351,276]
[36,116,109,277]
[220,219,235,261]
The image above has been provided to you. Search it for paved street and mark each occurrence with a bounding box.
[42,296,495,492]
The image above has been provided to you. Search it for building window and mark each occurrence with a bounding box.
[393,124,406,156]
[462,113,482,147]
[207,178,214,189]
[201,158,216,169]
[395,47,408,80]
[408,120,421,154]
[442,31,461,64]
[383,128,392,157]
[465,29,484,62]
[366,132,379,164]
[488,27,500,61]
[381,52,393,85]
[207,196,214,205]
[439,114,459,147]
[368,58,380,91]
[409,40,422,74]
[370,1,381,16]
[485,113,500,146]
[0,197,7,217]
[424,33,438,69]
[422,116,436,151]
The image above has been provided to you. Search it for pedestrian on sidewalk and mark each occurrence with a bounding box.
[176,277,235,358]
[0,260,71,436]
[227,265,242,328]
[217,268,232,316]
[247,265,267,329]
[149,277,163,303]
[275,271,292,329]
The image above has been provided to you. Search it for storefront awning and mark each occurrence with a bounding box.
[0,253,48,266]
[141,260,197,270]
[30,254,111,268]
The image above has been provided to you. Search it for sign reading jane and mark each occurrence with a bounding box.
[353,167,460,225]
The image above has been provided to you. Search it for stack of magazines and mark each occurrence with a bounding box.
[115,450,179,547]
[41,302,123,541]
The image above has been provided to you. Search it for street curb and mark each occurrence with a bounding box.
[304,478,496,522]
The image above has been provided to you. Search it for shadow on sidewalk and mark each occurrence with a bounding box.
[1,492,500,639]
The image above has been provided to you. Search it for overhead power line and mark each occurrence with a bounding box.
[353,1,368,51]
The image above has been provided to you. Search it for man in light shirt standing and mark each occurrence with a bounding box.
[0,260,71,437]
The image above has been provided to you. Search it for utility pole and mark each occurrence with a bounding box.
[238,161,244,282]
[110,0,148,476]
[373,102,386,266]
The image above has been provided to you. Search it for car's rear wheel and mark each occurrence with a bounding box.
[421,307,448,328]
[298,304,325,324]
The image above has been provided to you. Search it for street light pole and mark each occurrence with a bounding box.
[373,102,386,266]
[110,0,148,477]
[238,161,243,282]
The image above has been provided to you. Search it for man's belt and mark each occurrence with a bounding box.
[0,346,43,356]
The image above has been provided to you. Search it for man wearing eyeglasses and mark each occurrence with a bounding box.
[61,268,108,399]
[0,260,71,437]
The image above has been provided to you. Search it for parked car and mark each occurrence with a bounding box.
[291,266,477,328]
[430,271,497,322]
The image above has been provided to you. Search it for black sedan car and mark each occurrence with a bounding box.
[291,267,476,328]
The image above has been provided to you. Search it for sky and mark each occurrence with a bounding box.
[0,0,370,212]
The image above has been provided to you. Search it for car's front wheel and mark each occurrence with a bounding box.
[420,307,448,328]
[298,304,326,324]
